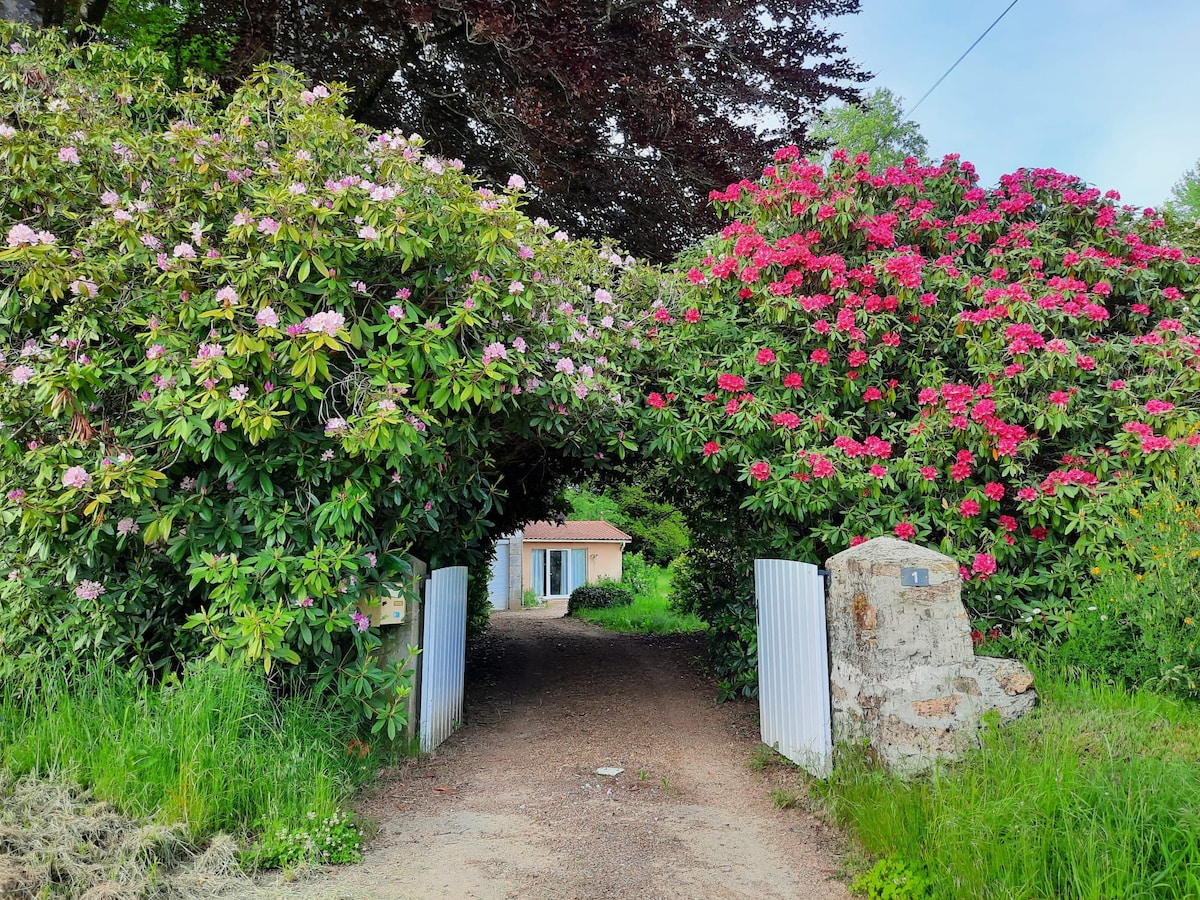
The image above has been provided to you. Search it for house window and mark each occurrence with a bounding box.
[530,548,588,598]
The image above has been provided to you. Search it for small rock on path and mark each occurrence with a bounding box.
[275,605,851,900]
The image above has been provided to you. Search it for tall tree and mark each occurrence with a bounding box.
[1166,158,1200,221]
[221,0,868,260]
[808,86,928,171]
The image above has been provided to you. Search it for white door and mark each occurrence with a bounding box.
[487,541,509,609]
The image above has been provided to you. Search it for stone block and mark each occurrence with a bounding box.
[826,537,1036,774]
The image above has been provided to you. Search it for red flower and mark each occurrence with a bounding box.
[725,399,740,415]
[959,498,981,517]
[783,372,803,389]
[849,535,868,547]
[848,349,868,367]
[1017,487,1037,502]
[702,393,717,402]
[702,441,720,457]
[862,386,883,402]
[983,482,1005,501]
[971,553,997,579]
[920,466,938,481]
[771,411,801,430]
[869,464,887,478]
[749,461,771,482]
[811,348,830,366]
[999,515,1018,532]
[684,308,701,323]
[646,392,667,409]
[1031,526,1048,541]
[755,348,776,365]
[1048,391,1071,407]
[716,373,745,392]
[894,522,916,540]
[653,307,672,323]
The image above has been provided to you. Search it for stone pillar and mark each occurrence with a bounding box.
[825,537,1036,774]
[506,530,524,609]
[378,555,426,748]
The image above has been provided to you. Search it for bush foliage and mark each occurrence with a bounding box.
[567,581,634,615]
[4,25,1200,709]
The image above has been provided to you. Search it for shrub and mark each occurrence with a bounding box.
[849,855,931,900]
[0,27,642,731]
[619,550,652,597]
[1055,476,1200,698]
[567,580,633,614]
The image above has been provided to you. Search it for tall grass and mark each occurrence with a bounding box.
[0,661,377,843]
[576,567,704,634]
[815,669,1200,899]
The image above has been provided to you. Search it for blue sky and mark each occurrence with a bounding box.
[828,0,1200,208]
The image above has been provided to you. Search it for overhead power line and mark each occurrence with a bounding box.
[906,0,1023,118]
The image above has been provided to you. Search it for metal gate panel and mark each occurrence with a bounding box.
[754,559,832,777]
[419,565,468,752]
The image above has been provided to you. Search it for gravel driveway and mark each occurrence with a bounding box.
[280,605,851,900]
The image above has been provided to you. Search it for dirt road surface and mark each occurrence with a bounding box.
[280,605,850,900]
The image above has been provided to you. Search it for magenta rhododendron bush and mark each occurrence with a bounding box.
[646,146,1200,629]
[2,27,1199,717]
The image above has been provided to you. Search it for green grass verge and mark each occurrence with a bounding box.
[815,668,1200,899]
[0,661,381,859]
[575,568,704,634]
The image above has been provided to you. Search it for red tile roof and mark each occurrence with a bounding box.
[522,520,632,542]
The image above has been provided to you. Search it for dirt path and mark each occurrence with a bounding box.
[280,606,851,900]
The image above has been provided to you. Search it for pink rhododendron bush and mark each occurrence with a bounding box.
[648,145,1200,641]
[0,29,652,732]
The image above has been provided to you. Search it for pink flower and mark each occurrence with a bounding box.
[702,441,720,457]
[684,308,701,323]
[1144,399,1175,415]
[894,522,916,540]
[971,553,997,579]
[646,392,667,409]
[783,372,803,389]
[1048,391,1071,407]
[257,217,280,235]
[920,466,937,481]
[9,364,34,384]
[58,146,80,164]
[811,348,830,366]
[509,280,525,295]
[959,498,980,518]
[917,388,939,405]
[62,466,91,490]
[849,535,868,547]
[848,349,868,368]
[325,418,348,435]
[555,357,575,375]
[215,286,238,305]
[755,348,776,365]
[772,411,801,430]
[256,306,279,328]
[74,580,106,600]
[358,225,378,241]
[213,421,228,434]
[717,374,745,392]
[352,611,371,632]
[869,464,888,478]
[507,174,526,190]
[305,311,345,336]
[999,515,1018,532]
[862,387,883,402]
[117,517,139,536]
[1017,487,1037,502]
[983,482,1005,501]
[749,461,771,482]
[7,489,25,502]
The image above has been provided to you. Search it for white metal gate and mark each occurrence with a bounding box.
[754,559,832,777]
[419,565,468,752]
